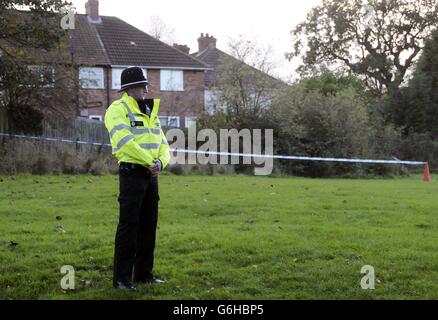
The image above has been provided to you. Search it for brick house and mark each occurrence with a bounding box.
[69,0,210,128]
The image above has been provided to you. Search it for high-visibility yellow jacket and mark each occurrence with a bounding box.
[104,92,170,169]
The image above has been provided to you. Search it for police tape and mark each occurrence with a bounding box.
[0,132,426,166]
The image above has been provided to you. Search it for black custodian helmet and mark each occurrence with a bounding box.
[119,66,149,92]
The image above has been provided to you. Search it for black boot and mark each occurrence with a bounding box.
[114,281,137,291]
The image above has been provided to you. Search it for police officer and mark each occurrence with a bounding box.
[104,67,170,291]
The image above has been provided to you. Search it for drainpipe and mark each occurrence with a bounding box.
[105,66,110,110]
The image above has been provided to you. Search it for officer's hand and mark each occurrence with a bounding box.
[150,160,161,177]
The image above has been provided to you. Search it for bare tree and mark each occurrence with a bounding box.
[147,15,175,45]
[214,36,284,126]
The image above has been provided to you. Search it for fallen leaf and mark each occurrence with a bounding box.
[9,241,18,247]
[80,279,92,286]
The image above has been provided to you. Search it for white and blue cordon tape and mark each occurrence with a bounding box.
[0,132,426,166]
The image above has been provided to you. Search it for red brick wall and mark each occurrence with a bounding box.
[79,67,205,126]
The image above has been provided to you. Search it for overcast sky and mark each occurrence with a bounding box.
[70,0,322,81]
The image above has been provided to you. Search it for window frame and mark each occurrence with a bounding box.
[79,67,105,89]
[158,116,180,128]
[184,116,196,128]
[160,69,184,92]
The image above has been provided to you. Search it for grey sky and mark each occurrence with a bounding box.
[71,0,322,80]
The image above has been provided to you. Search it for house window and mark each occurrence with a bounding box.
[168,116,180,127]
[79,67,104,89]
[160,70,183,91]
[185,117,196,128]
[158,116,168,127]
[112,68,147,90]
[159,116,180,128]
[28,65,55,88]
[89,115,102,121]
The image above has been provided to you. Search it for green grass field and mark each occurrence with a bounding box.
[0,174,437,300]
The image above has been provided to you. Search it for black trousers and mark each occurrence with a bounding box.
[113,166,159,285]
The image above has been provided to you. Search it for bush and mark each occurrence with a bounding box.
[396,132,438,172]
[31,157,50,175]
[270,86,394,177]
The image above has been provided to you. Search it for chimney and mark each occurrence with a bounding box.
[173,43,191,55]
[85,0,101,24]
[198,33,217,52]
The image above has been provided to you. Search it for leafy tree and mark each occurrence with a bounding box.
[386,28,438,137]
[298,67,373,104]
[0,0,75,133]
[0,0,71,58]
[287,0,438,96]
[270,72,402,176]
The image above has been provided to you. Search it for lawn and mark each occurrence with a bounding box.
[0,174,437,300]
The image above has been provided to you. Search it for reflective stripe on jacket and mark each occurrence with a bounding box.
[104,92,170,169]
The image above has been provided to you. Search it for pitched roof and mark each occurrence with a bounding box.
[10,11,211,70]
[3,10,210,70]
[73,14,210,70]
[68,15,111,66]
[192,46,284,88]
[192,46,226,87]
